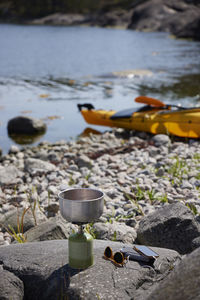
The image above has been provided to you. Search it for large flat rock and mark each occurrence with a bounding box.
[0,240,180,300]
[147,247,200,300]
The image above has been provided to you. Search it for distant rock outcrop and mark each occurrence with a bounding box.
[0,0,200,40]
[128,0,200,40]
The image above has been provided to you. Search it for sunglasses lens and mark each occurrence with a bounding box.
[114,252,124,264]
[104,247,112,258]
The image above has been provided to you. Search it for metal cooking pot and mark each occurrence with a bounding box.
[58,188,104,223]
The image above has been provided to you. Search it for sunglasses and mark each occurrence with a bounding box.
[104,246,128,267]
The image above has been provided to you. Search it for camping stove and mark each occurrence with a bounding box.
[59,188,104,269]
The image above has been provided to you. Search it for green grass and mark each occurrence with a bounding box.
[2,206,30,243]
[85,223,98,239]
[186,203,198,215]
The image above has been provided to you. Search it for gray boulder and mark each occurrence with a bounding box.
[7,116,46,135]
[0,268,24,300]
[146,247,200,300]
[137,202,200,254]
[0,239,180,300]
[93,221,137,244]
[25,217,77,242]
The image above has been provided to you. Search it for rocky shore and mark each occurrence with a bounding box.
[0,129,200,298]
[0,129,200,246]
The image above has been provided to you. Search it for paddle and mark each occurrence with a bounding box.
[135,96,188,110]
[135,96,165,107]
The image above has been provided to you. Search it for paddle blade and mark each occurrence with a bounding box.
[135,96,165,107]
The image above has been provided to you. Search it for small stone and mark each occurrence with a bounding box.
[180,181,193,189]
[156,167,165,177]
[75,155,92,169]
[152,134,171,147]
[9,145,20,154]
[48,185,58,195]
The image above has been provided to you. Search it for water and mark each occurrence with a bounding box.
[0,24,200,153]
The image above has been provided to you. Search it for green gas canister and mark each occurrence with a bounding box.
[68,227,93,269]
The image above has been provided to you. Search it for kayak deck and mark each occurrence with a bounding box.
[79,105,200,138]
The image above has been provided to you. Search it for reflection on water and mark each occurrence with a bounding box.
[79,127,102,137]
[138,73,200,104]
[8,132,46,145]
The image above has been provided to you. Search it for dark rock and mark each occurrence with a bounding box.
[136,202,200,254]
[7,116,46,135]
[174,14,200,40]
[0,268,24,300]
[146,247,200,300]
[191,236,200,250]
[128,0,200,41]
[30,10,133,28]
[90,9,134,28]
[0,239,180,300]
[44,203,60,217]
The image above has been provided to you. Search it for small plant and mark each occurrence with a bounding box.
[85,172,91,181]
[147,189,157,204]
[193,153,200,161]
[68,175,75,186]
[115,213,135,222]
[107,217,114,224]
[186,203,198,215]
[157,193,168,203]
[106,206,116,224]
[85,223,98,239]
[124,190,144,216]
[195,173,200,180]
[111,230,117,241]
[7,224,26,243]
[3,206,30,243]
[135,186,145,201]
[134,201,144,216]
[166,156,188,184]
[4,186,44,244]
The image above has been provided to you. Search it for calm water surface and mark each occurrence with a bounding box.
[0,24,200,153]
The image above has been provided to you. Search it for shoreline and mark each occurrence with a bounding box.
[1,0,200,41]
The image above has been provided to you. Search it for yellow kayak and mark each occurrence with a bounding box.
[78,97,200,139]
